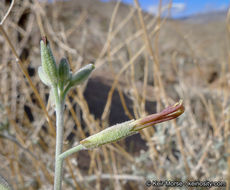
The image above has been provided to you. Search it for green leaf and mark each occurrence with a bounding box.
[38,66,52,86]
[68,64,95,87]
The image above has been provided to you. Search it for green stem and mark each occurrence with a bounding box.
[58,144,86,161]
[53,86,65,190]
[62,83,71,99]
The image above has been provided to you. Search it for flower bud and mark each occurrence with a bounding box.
[80,120,137,149]
[38,66,52,86]
[132,100,185,131]
[40,37,58,86]
[68,64,95,87]
[80,100,184,149]
[58,58,71,85]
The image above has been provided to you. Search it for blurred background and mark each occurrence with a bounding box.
[0,0,230,189]
[105,0,229,18]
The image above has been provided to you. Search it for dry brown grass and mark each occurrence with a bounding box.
[0,0,229,189]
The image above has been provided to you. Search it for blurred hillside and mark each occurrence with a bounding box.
[45,0,228,92]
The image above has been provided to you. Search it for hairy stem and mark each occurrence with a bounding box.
[58,144,86,161]
[54,87,65,190]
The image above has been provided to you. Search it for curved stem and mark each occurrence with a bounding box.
[58,144,86,161]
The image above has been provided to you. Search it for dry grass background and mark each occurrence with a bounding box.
[0,0,229,189]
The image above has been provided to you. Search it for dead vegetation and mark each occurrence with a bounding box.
[0,0,229,189]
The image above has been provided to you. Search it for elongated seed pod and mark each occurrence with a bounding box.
[40,37,58,86]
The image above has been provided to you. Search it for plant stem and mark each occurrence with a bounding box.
[54,87,65,190]
[58,144,86,161]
